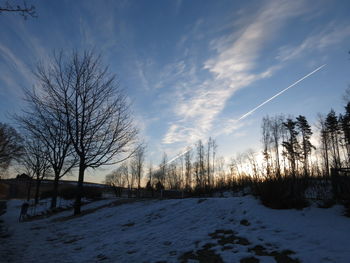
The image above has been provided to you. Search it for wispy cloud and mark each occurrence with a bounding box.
[277,23,350,62]
[162,0,307,145]
[0,43,34,97]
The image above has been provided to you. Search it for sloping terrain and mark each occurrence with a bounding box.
[1,196,349,263]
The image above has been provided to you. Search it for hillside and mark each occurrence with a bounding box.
[1,196,350,263]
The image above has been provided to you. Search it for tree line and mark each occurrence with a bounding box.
[106,93,350,197]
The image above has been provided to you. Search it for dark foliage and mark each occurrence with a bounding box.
[253,177,309,209]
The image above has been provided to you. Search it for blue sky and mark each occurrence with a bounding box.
[1,0,350,182]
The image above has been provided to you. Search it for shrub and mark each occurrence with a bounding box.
[254,177,309,209]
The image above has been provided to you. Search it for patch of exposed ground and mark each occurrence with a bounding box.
[179,229,300,263]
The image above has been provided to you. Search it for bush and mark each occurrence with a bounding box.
[254,177,309,209]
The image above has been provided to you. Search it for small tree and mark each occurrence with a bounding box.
[130,144,146,197]
[0,123,23,178]
[22,138,51,204]
[105,166,127,197]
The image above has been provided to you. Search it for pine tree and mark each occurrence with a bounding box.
[296,115,314,176]
[282,118,300,177]
[325,109,341,168]
[340,102,350,164]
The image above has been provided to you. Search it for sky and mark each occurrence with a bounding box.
[0,0,350,183]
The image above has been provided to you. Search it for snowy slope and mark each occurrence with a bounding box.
[1,196,350,263]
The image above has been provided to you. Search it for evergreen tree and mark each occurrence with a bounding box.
[318,115,330,177]
[296,115,314,176]
[340,102,350,164]
[282,118,300,177]
[325,109,341,168]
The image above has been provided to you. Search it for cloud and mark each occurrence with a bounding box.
[276,23,350,62]
[0,43,34,97]
[163,0,307,145]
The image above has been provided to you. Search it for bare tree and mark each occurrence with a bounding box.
[157,153,167,189]
[0,123,23,177]
[211,138,217,186]
[17,89,77,209]
[22,138,51,204]
[105,165,127,197]
[196,140,205,189]
[207,137,212,188]
[123,162,135,197]
[130,144,146,197]
[261,117,272,176]
[184,148,192,190]
[147,161,153,188]
[0,0,36,19]
[245,149,259,179]
[270,115,284,177]
[34,51,138,214]
[215,156,225,187]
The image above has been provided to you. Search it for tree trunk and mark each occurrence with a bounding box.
[51,172,60,209]
[26,179,32,201]
[74,161,85,215]
[34,178,41,205]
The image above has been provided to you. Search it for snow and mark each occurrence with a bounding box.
[1,195,350,263]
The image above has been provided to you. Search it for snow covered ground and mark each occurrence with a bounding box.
[1,196,350,263]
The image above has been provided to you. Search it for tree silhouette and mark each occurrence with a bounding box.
[296,115,314,176]
[34,50,138,215]
[340,102,350,165]
[17,88,77,209]
[0,123,23,177]
[0,1,36,19]
[282,118,300,177]
[325,109,341,168]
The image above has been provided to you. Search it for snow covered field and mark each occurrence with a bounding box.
[1,196,350,263]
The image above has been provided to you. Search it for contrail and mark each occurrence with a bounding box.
[164,148,192,166]
[238,64,326,121]
[164,64,326,166]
